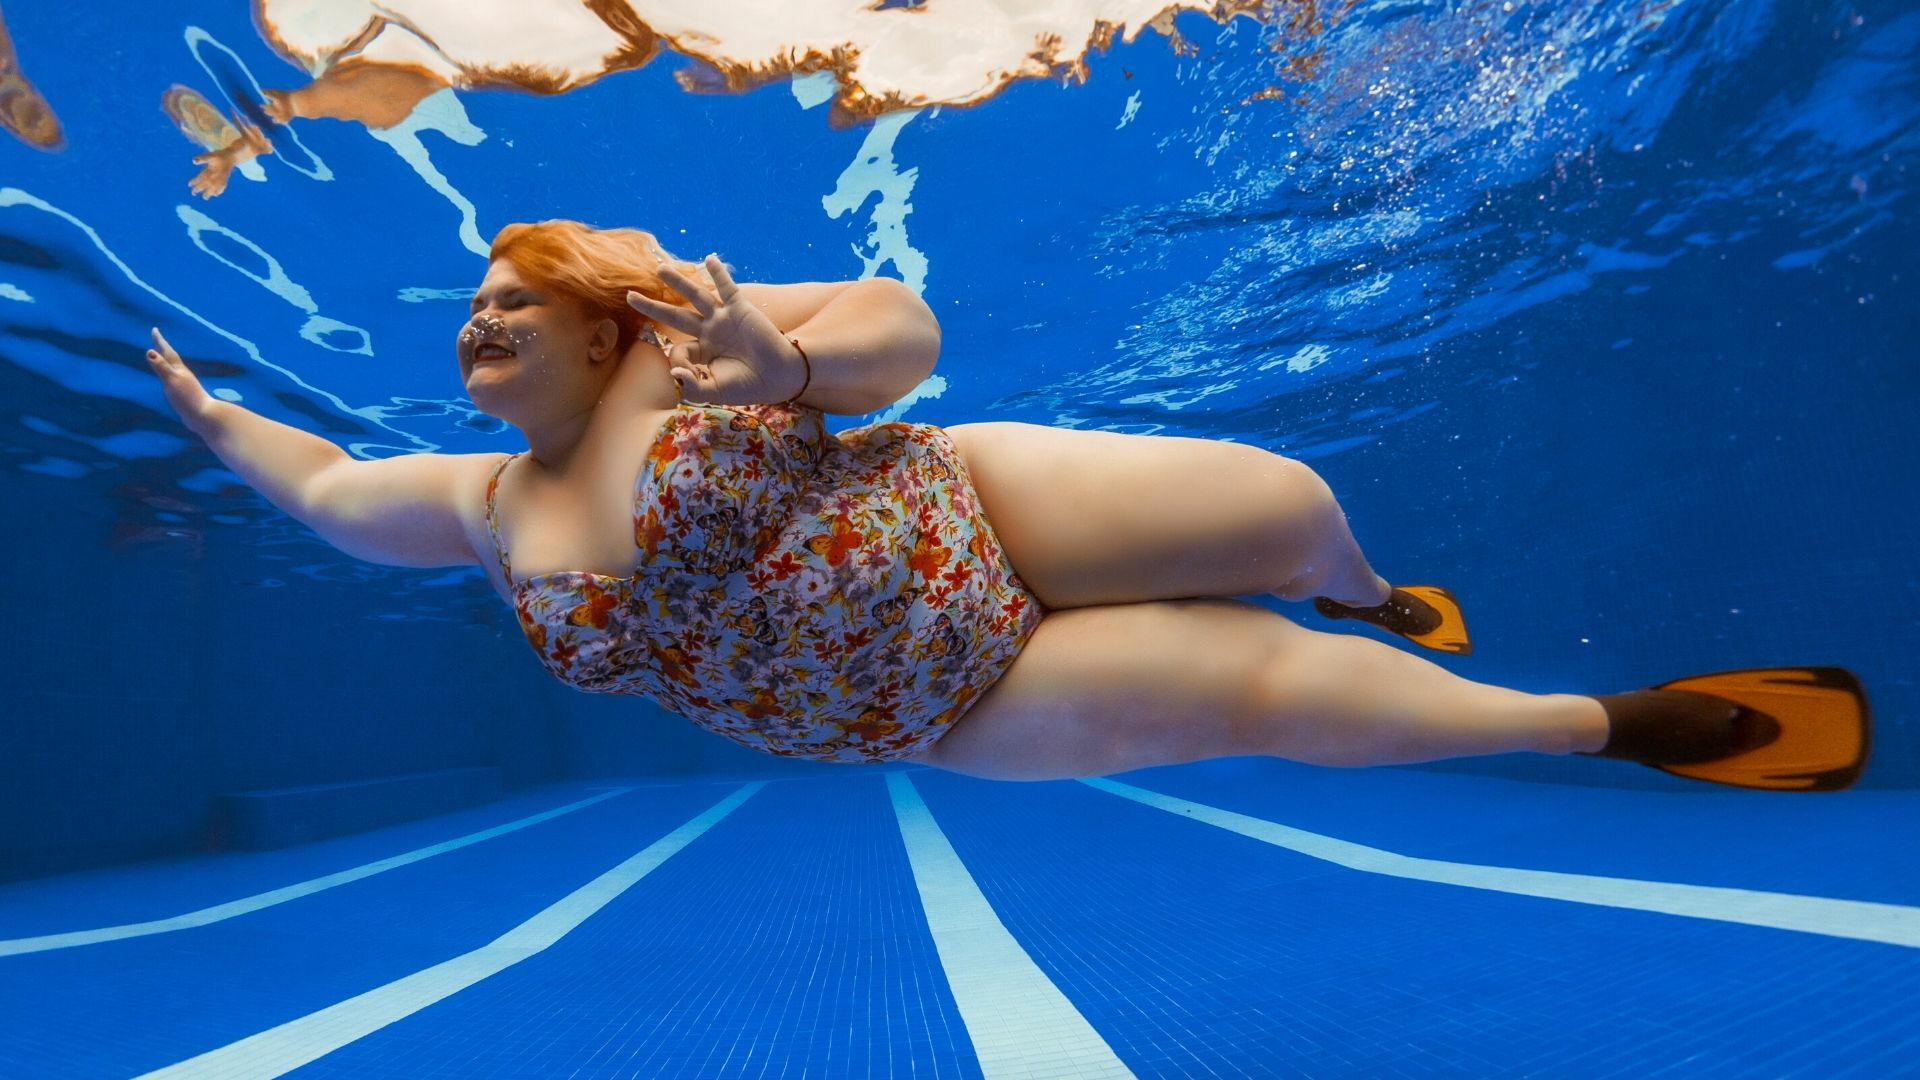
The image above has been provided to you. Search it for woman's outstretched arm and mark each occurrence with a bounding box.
[144,328,477,568]
[146,327,346,516]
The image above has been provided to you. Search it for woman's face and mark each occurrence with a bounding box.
[458,258,616,419]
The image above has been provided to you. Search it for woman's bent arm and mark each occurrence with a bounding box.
[750,277,939,414]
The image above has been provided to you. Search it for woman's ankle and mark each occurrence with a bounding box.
[1562,695,1611,755]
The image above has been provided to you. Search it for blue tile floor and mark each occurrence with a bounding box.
[1,759,1916,1078]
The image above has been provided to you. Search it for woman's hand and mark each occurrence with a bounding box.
[626,254,807,406]
[144,327,218,431]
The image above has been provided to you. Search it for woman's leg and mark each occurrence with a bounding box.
[945,422,1399,610]
[1263,488,1393,607]
[1248,622,1609,768]
[912,597,1610,782]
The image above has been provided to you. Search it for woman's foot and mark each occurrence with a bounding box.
[1314,585,1472,654]
[1577,689,1782,765]
[1314,588,1441,636]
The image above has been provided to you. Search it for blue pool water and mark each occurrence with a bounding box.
[1,0,1915,1074]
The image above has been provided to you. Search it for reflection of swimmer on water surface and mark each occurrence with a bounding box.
[0,8,65,151]
[261,58,450,131]
[162,85,272,200]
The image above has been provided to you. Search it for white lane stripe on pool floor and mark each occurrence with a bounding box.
[134,783,764,1080]
[1085,778,1920,949]
[0,787,635,958]
[887,773,1135,1080]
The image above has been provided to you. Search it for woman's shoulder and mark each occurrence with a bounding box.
[430,451,516,521]
[341,448,513,489]
[425,449,517,488]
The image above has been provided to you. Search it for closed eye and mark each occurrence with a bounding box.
[469,290,533,314]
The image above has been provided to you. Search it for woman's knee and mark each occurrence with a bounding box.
[1249,625,1407,766]
[1264,459,1383,605]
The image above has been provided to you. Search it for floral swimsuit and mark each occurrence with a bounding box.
[483,401,1046,763]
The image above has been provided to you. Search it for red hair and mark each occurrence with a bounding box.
[487,219,707,356]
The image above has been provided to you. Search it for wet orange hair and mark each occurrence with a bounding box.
[487,219,707,356]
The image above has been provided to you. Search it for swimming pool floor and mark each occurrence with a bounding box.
[1,759,1915,1078]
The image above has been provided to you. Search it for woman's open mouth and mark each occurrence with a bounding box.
[473,344,515,362]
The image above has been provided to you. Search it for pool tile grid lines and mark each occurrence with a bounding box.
[0,767,1912,1077]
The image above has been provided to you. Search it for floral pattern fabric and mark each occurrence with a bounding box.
[484,401,1046,763]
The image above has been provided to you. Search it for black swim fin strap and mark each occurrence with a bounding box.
[1579,690,1782,765]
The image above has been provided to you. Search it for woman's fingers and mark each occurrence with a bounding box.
[147,329,199,381]
[148,328,179,366]
[143,328,218,426]
[671,364,717,403]
[703,253,739,303]
[633,255,735,333]
[655,265,716,317]
[630,256,750,402]
[625,291,703,335]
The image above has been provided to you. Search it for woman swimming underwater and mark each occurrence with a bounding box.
[142,219,1870,790]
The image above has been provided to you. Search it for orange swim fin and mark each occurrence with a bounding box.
[1314,585,1472,656]
[1647,667,1871,792]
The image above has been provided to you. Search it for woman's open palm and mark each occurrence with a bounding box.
[627,254,807,406]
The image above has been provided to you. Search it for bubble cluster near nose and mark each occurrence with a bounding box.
[460,316,539,356]
[461,315,506,343]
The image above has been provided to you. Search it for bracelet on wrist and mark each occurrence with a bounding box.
[781,337,812,406]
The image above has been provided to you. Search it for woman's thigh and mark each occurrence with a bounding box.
[909,597,1300,781]
[944,421,1338,610]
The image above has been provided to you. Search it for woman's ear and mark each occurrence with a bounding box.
[588,316,620,363]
